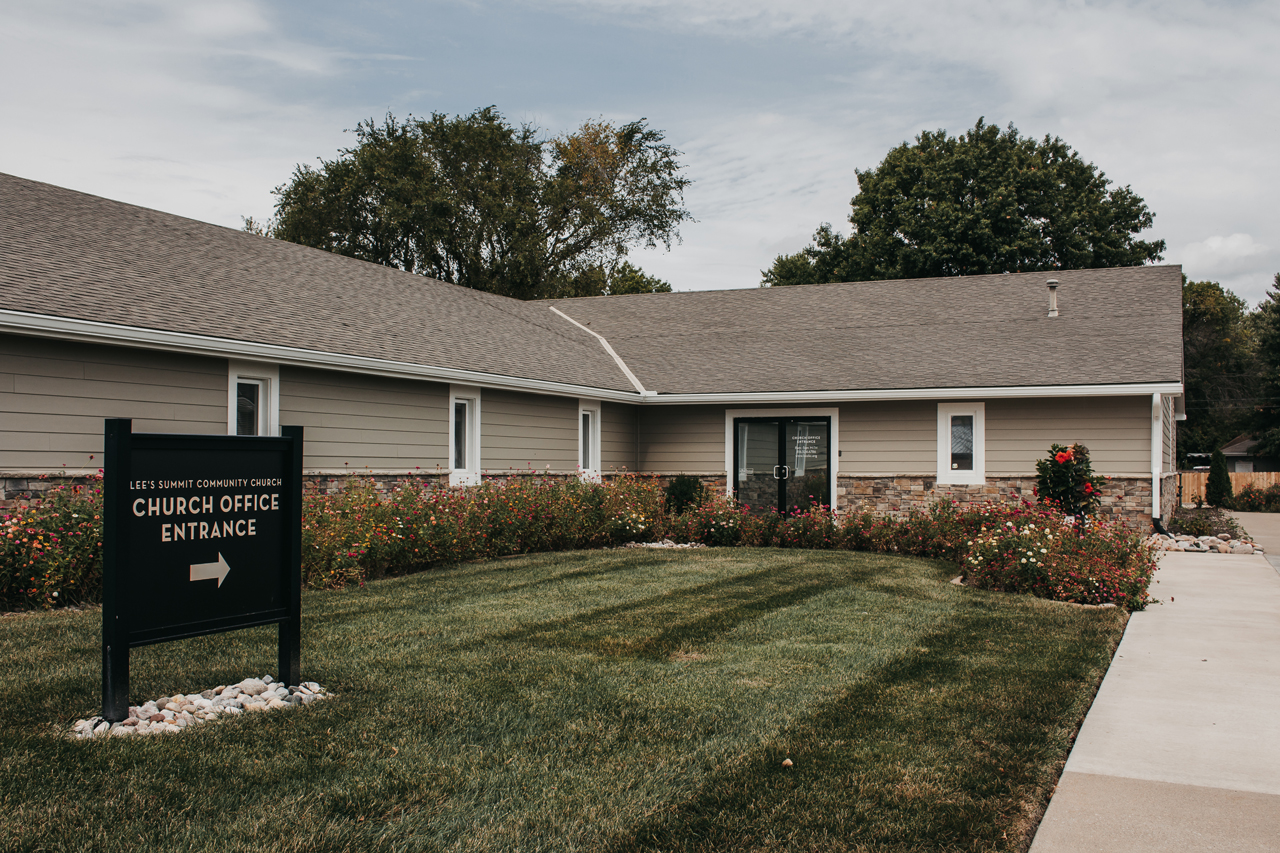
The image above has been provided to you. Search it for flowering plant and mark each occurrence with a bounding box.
[1035,443,1107,518]
[963,516,1157,609]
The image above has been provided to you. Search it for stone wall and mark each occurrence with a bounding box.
[2,474,100,507]
[1160,472,1178,521]
[835,475,1160,529]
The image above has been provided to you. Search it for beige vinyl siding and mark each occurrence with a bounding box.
[637,405,725,473]
[480,389,578,473]
[837,401,936,475]
[0,332,226,472]
[279,366,448,471]
[1162,395,1175,472]
[985,396,1151,476]
[601,401,637,472]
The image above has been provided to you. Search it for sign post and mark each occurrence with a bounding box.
[102,420,303,722]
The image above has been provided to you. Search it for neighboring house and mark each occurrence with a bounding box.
[1219,435,1279,473]
[0,173,1184,526]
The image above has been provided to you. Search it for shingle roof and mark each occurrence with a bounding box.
[547,265,1184,394]
[0,172,635,393]
[1,172,1182,399]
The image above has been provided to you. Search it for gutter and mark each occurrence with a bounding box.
[1,308,1183,407]
[0,309,640,403]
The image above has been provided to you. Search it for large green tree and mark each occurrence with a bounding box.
[1178,277,1258,466]
[262,108,691,300]
[1250,273,1280,459]
[763,118,1165,285]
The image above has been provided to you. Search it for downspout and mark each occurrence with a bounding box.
[1151,392,1163,526]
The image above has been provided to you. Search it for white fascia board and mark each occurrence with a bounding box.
[0,310,1184,406]
[645,382,1184,405]
[0,309,640,403]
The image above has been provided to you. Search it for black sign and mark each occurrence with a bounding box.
[102,420,303,721]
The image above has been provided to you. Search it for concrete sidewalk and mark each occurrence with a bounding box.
[1029,552,1280,852]
[1230,510,1280,573]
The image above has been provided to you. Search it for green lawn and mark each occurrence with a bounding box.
[0,549,1126,852]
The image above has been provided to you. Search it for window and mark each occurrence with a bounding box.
[579,400,601,481]
[449,385,480,486]
[227,361,278,437]
[937,403,985,485]
[236,380,263,436]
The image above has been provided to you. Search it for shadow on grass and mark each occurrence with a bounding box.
[499,560,877,659]
[602,601,1126,853]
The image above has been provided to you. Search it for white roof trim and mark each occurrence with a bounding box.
[548,305,652,397]
[0,309,640,402]
[642,383,1184,404]
[0,309,1183,405]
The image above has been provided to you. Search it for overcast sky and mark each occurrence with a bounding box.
[4,0,1277,305]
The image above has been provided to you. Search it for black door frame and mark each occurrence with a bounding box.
[732,416,833,514]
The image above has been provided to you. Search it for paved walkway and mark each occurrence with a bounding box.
[1229,510,1280,572]
[1029,551,1280,852]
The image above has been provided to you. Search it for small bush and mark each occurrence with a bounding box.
[663,474,705,515]
[1205,449,1233,507]
[1035,443,1106,517]
[1166,505,1248,539]
[1232,483,1280,513]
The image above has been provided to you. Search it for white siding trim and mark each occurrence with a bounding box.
[1,310,1183,406]
[937,402,986,485]
[1151,392,1162,518]
[724,407,840,507]
[578,398,602,482]
[449,385,481,487]
[227,360,279,436]
[2,310,640,403]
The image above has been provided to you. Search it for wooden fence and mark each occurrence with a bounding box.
[1177,471,1280,502]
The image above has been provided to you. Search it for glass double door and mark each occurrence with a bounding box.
[733,417,831,515]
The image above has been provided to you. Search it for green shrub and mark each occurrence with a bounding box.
[1166,505,1247,539]
[1035,443,1106,517]
[1205,449,1233,507]
[663,474,705,515]
[1232,483,1280,513]
[1,479,104,610]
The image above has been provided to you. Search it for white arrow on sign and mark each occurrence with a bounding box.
[190,553,231,588]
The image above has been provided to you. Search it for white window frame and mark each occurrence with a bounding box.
[724,407,840,507]
[227,361,279,437]
[449,385,481,487]
[937,402,985,485]
[579,399,602,482]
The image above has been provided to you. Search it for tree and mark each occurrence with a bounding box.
[263,108,692,300]
[1178,277,1258,467]
[557,260,673,298]
[763,118,1165,285]
[1250,273,1280,459]
[1206,448,1233,507]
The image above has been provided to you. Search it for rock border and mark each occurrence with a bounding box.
[71,675,334,739]
[1147,532,1262,554]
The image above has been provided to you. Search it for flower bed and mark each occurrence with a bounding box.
[2,474,1160,612]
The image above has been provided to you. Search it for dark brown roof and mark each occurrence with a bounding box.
[547,266,1184,394]
[0,172,634,393]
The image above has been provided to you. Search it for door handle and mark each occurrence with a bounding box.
[780,465,790,479]
[773,465,781,479]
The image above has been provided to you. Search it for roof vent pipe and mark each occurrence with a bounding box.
[1046,279,1059,317]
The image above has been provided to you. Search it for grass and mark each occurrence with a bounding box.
[0,548,1127,852]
